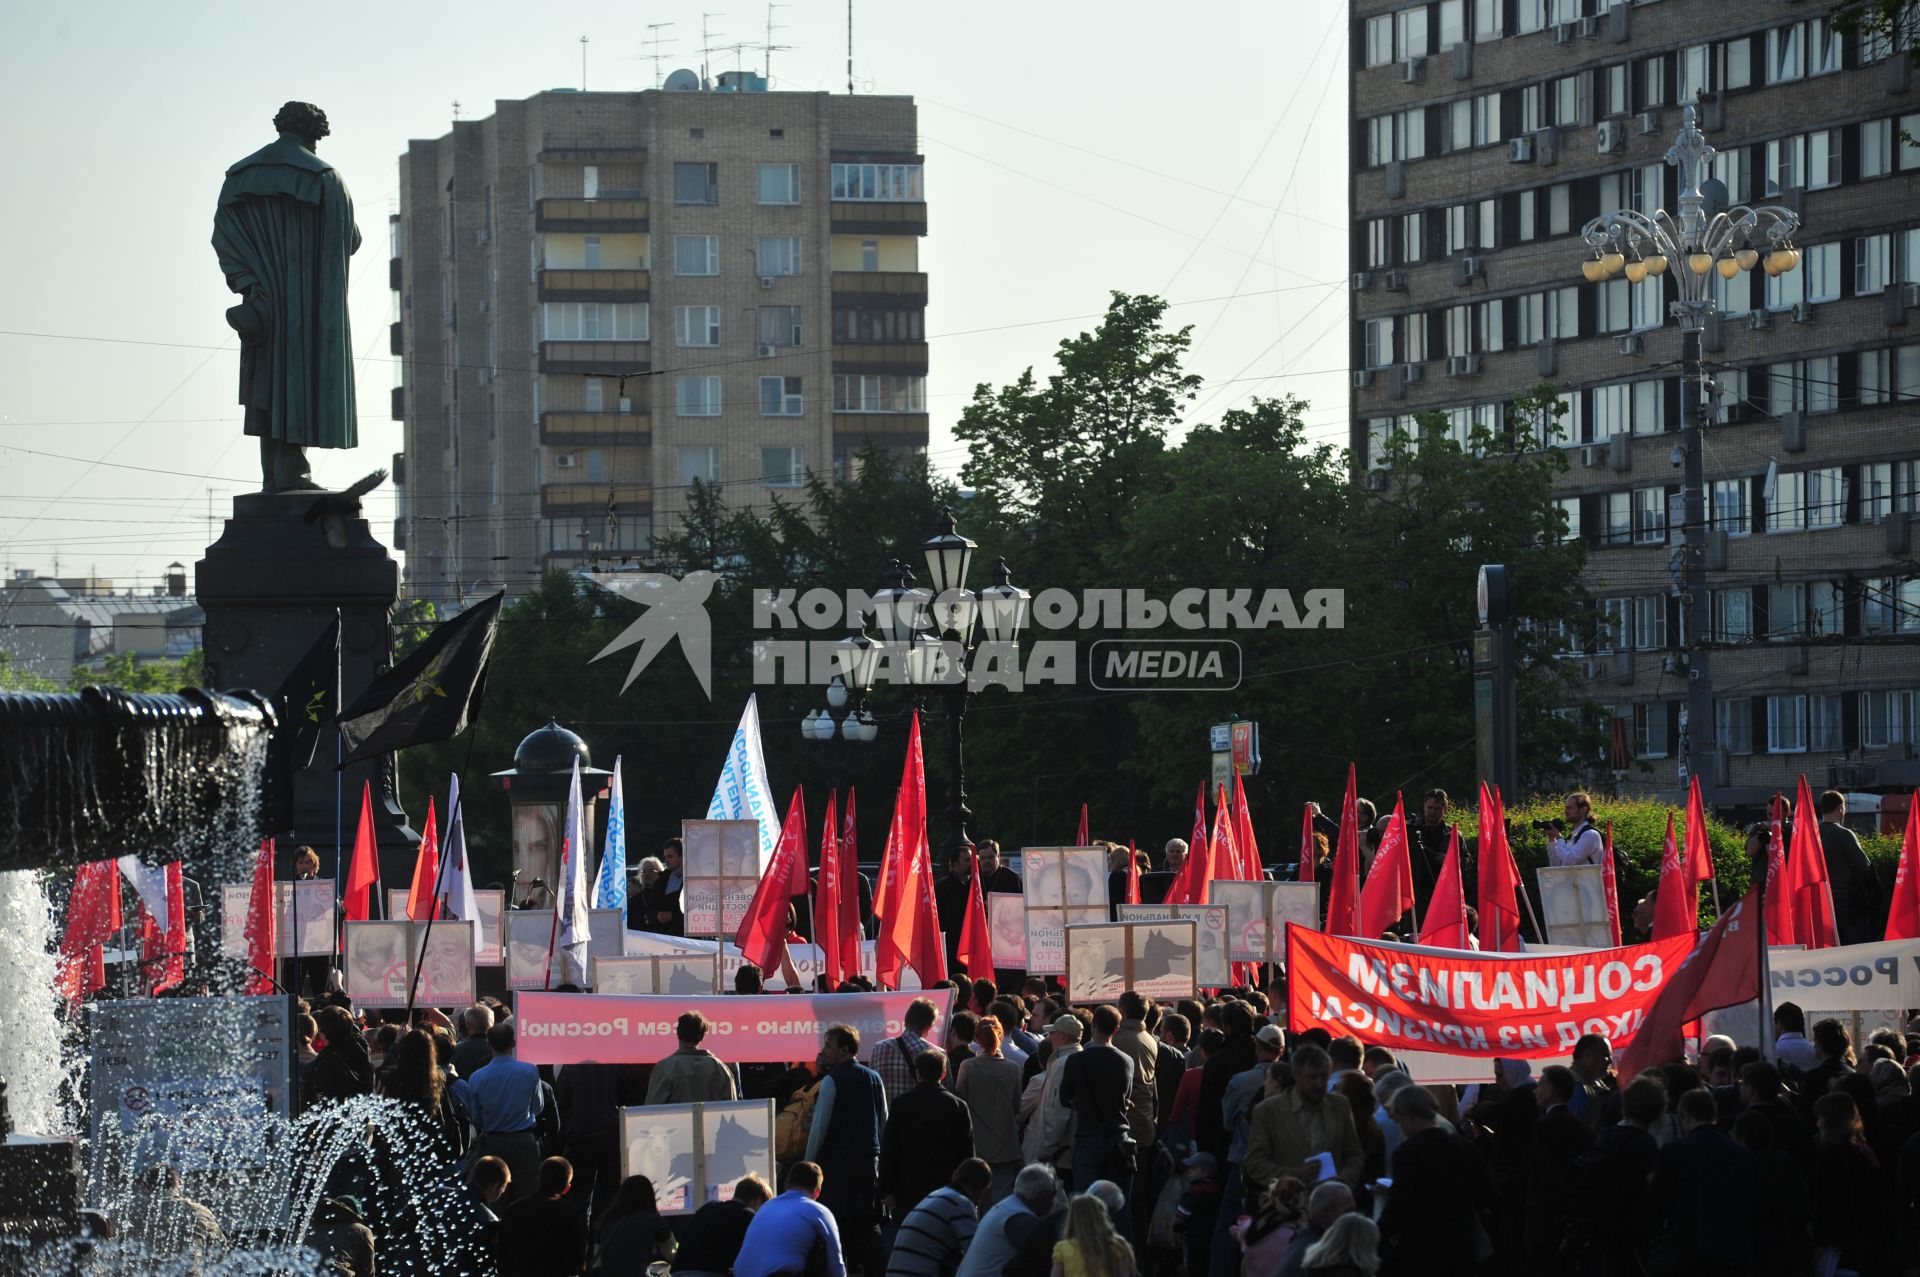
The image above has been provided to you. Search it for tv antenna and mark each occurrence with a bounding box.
[579,35,590,91]
[846,0,854,94]
[700,12,725,88]
[642,22,676,88]
[764,3,793,82]
[450,99,461,120]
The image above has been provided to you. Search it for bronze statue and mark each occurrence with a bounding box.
[213,102,361,493]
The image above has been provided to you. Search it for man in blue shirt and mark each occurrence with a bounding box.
[736,1162,845,1277]
[467,1021,550,1202]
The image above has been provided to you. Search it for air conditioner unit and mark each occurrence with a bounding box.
[478,299,489,312]
[1402,362,1425,384]
[759,276,776,289]
[1384,270,1409,292]
[1554,20,1577,43]
[1366,471,1391,491]
[1750,310,1772,331]
[1447,354,1483,377]
[1905,283,1920,306]
[1352,271,1374,290]
[1636,109,1661,135]
[1403,56,1426,83]
[1584,443,1608,469]
[477,366,493,386]
[1582,658,1603,680]
[1791,301,1815,323]
[757,343,778,357]
[1508,136,1535,164]
[1579,14,1599,37]
[476,229,492,245]
[554,453,577,469]
[1597,120,1626,153]
[1619,334,1643,355]
[1353,369,1376,389]
[1453,255,1485,286]
[1535,127,1560,166]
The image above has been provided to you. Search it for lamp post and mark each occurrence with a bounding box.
[1576,104,1799,805]
[801,622,882,791]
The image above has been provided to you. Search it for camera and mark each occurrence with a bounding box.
[1531,819,1562,833]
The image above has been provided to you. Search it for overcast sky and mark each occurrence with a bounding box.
[0,2,1349,590]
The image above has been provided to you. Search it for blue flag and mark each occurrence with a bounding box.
[594,755,629,912]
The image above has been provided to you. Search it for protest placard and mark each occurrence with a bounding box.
[619,1099,776,1215]
[1065,920,1198,1004]
[1118,903,1230,986]
[989,893,1027,968]
[682,819,763,937]
[221,879,336,958]
[1021,847,1109,974]
[1538,865,1613,949]
[594,953,721,996]
[503,908,626,990]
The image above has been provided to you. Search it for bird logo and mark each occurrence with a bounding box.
[590,572,717,698]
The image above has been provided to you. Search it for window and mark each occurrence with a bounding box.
[1554,496,1582,542]
[1767,470,1805,532]
[1810,580,1843,635]
[1364,317,1394,369]
[541,302,648,340]
[1640,54,1666,109]
[1711,477,1751,535]
[1863,690,1920,747]
[1604,490,1633,545]
[1366,110,1427,165]
[1633,595,1668,649]
[1717,697,1754,754]
[1713,589,1754,641]
[757,163,800,204]
[1765,135,1803,196]
[581,235,602,270]
[1806,466,1846,528]
[1724,35,1753,89]
[834,306,924,341]
[674,162,718,205]
[1711,147,1748,205]
[1862,464,1896,523]
[1766,23,1804,84]
[1767,582,1807,637]
[830,163,924,201]
[674,234,719,276]
[1396,6,1430,58]
[677,446,723,486]
[1520,84,1545,134]
[832,374,925,412]
[675,305,721,347]
[1806,694,1843,751]
[1402,212,1426,263]
[1633,486,1668,544]
[1634,703,1670,759]
[1808,17,1841,75]
[1858,234,1893,295]
[759,376,804,416]
[760,447,805,488]
[1516,0,1547,35]
[1474,0,1502,40]
[1807,131,1840,191]
[676,376,722,417]
[1677,44,1710,102]
[1802,242,1841,303]
[1767,695,1808,752]
[1767,358,1837,414]
[757,236,802,277]
[757,306,803,348]
[583,449,606,483]
[1439,0,1465,47]
[1862,119,1895,179]
[1365,14,1396,66]
[1548,183,1570,236]
[1474,93,1502,147]
[1517,286,1578,345]
[1765,262,1803,311]
[1598,597,1631,651]
[1597,278,1631,333]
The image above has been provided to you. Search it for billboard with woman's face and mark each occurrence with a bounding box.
[512,802,563,908]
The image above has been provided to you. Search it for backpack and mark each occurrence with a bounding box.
[776,1080,820,1162]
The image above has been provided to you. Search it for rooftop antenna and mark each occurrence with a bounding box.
[846,0,854,94]
[643,22,677,88]
[701,13,725,89]
[764,2,792,82]
[451,99,461,120]
[580,35,590,91]
[206,488,226,546]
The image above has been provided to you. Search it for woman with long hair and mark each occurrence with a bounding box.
[1302,1212,1382,1276]
[1049,1192,1135,1277]
[380,1027,462,1157]
[593,1173,674,1272]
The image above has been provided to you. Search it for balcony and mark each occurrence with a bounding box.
[829,202,928,236]
[542,482,651,517]
[830,341,929,375]
[390,386,405,421]
[832,412,930,448]
[389,256,403,291]
[389,321,404,356]
[538,341,650,375]
[540,411,652,447]
[535,198,649,233]
[537,268,650,302]
[830,270,929,303]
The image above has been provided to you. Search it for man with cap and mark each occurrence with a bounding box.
[1208,1025,1288,1277]
[1022,1014,1083,1175]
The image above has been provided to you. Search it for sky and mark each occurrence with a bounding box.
[0,2,1350,592]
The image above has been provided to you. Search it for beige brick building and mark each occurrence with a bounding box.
[391,78,927,601]
[1348,0,1920,810]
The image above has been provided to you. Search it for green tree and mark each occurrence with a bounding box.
[0,650,60,692]
[68,649,205,693]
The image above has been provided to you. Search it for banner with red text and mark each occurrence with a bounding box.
[1286,928,1696,1060]
[511,988,955,1066]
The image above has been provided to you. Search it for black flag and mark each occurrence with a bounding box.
[337,591,504,767]
[275,615,340,771]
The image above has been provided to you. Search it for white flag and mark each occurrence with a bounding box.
[117,855,171,933]
[706,694,780,878]
[556,756,593,985]
[437,774,483,958]
[593,755,629,911]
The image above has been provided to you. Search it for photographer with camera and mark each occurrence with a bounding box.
[1538,793,1604,867]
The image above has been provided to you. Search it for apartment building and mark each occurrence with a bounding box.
[1350,0,1920,807]
[391,76,928,602]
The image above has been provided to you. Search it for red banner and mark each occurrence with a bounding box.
[1286,928,1696,1060]
[511,988,955,1066]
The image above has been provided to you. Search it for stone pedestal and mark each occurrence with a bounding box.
[195,491,417,888]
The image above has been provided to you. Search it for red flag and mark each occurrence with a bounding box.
[738,787,809,974]
[244,838,277,995]
[957,848,995,978]
[1231,772,1264,882]
[1076,803,1089,847]
[1763,792,1795,945]
[1617,886,1764,1082]
[1785,776,1839,949]
[786,785,813,899]
[55,859,122,1005]
[1358,792,1416,937]
[343,780,378,925]
[406,797,441,921]
[1476,783,1522,952]
[1165,783,1210,906]
[838,788,863,979]
[1886,792,1920,941]
[136,861,188,995]
[817,791,846,989]
[1602,822,1622,947]
[875,714,945,988]
[1684,775,1715,884]
[1651,812,1697,940]
[1126,839,1141,905]
[1417,827,1471,950]
[1211,784,1240,884]
[1299,804,1318,884]
[1324,765,1362,937]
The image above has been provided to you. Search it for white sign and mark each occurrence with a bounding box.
[1538,865,1612,949]
[989,893,1027,967]
[1021,847,1110,975]
[683,819,763,938]
[1118,903,1231,987]
[594,954,721,996]
[619,1099,776,1216]
[343,920,416,1007]
[221,879,338,957]
[505,908,627,989]
[1065,920,1198,1004]
[391,887,504,966]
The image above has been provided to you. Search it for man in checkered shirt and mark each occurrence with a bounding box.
[871,996,940,1103]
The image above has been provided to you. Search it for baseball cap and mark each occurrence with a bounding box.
[1049,1015,1084,1042]
[1255,1025,1285,1048]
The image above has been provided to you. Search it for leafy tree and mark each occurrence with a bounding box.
[0,650,59,692]
[68,649,204,693]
